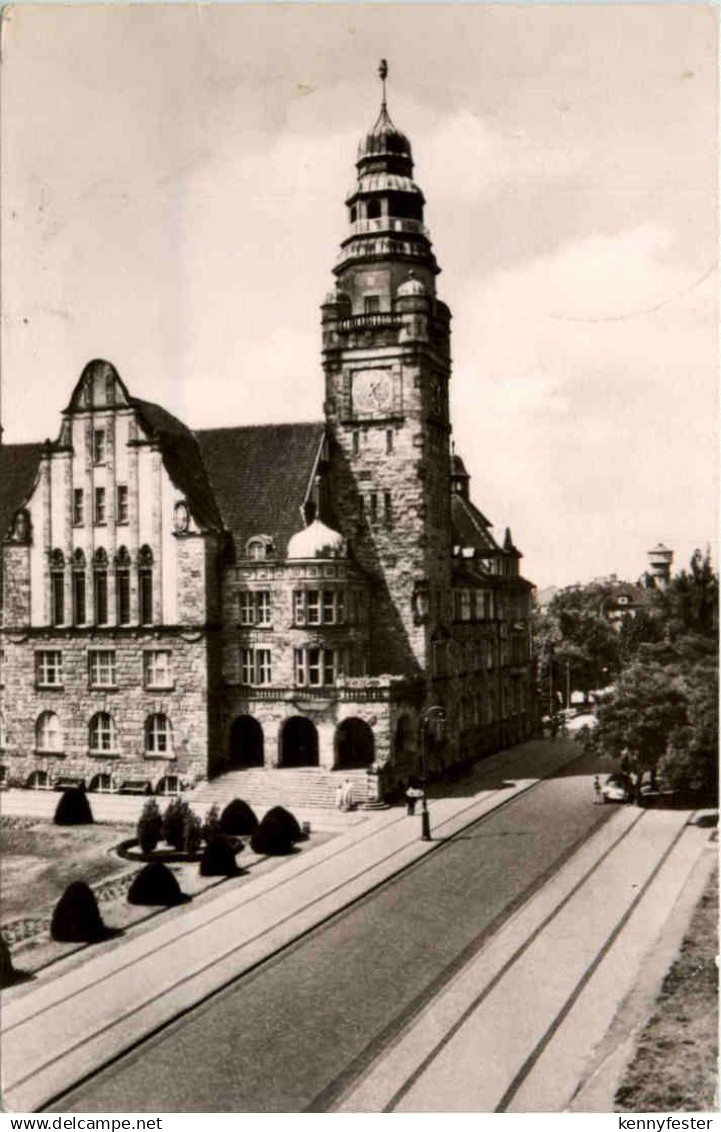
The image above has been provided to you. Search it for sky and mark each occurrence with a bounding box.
[1,3,717,589]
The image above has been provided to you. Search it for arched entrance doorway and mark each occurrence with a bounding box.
[229,715,264,768]
[280,717,319,768]
[336,718,374,769]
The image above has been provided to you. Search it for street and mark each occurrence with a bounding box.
[52,748,620,1112]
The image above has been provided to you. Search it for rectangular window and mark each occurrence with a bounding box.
[293,591,306,626]
[364,295,380,313]
[256,591,272,626]
[139,569,153,626]
[352,432,360,456]
[73,489,84,525]
[386,429,394,454]
[306,591,320,625]
[93,429,106,464]
[238,592,255,626]
[384,491,392,525]
[116,569,130,625]
[307,647,322,686]
[369,493,378,524]
[73,571,86,625]
[51,572,65,626]
[94,569,108,625]
[461,590,472,622]
[358,495,365,521]
[294,649,306,686]
[323,649,337,685]
[321,590,336,625]
[89,649,116,688]
[116,484,129,524]
[256,649,272,685]
[240,648,272,686]
[94,486,106,525]
[36,650,63,687]
[143,650,172,689]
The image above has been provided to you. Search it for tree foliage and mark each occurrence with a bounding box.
[582,552,718,796]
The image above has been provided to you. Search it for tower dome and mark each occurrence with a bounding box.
[287,517,347,560]
[358,103,413,166]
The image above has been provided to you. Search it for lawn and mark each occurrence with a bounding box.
[1,814,336,980]
[1,818,133,924]
[615,859,718,1113]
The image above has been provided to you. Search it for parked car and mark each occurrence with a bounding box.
[601,773,633,803]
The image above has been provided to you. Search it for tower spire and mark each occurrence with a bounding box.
[378,58,388,110]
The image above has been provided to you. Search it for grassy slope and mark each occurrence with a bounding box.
[615,858,718,1113]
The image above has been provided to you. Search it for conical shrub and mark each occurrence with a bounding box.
[263,805,303,843]
[54,788,94,826]
[162,798,191,850]
[51,881,106,942]
[127,861,186,906]
[220,798,258,837]
[137,798,163,854]
[250,812,294,856]
[0,935,18,988]
[199,837,241,877]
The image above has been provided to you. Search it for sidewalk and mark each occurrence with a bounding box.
[1,738,579,1112]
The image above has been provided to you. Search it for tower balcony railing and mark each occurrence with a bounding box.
[347,217,429,238]
[337,311,403,332]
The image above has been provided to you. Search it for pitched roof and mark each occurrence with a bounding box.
[451,493,500,555]
[196,422,325,557]
[0,443,43,540]
[132,399,223,532]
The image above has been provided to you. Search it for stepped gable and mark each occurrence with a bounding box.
[0,443,44,539]
[196,422,325,558]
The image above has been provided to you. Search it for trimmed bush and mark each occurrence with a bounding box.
[263,805,303,843]
[250,812,294,856]
[137,798,163,854]
[183,811,202,856]
[0,936,18,988]
[199,837,241,877]
[54,788,94,826]
[163,798,191,850]
[201,803,222,846]
[220,798,258,837]
[127,862,186,906]
[51,881,106,942]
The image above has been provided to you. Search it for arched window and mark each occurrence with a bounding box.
[72,549,86,626]
[145,713,172,756]
[50,550,65,627]
[115,546,131,625]
[138,546,153,626]
[89,712,116,754]
[246,536,273,561]
[93,548,109,625]
[36,711,63,753]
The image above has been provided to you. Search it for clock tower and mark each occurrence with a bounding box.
[322,62,453,679]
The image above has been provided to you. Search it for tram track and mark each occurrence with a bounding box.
[5,750,583,1113]
[329,804,698,1113]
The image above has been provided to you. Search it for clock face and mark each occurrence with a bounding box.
[353,369,393,414]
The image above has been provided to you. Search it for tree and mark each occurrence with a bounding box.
[137,798,163,854]
[533,584,620,703]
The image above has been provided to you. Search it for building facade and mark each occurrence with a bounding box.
[0,78,535,801]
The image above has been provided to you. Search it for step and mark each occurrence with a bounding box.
[189,767,372,811]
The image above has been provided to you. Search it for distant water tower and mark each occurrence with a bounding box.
[647,543,673,588]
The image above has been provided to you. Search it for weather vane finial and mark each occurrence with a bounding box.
[378,59,388,108]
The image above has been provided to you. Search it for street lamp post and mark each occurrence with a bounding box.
[419,705,446,842]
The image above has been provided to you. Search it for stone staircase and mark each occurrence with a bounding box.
[190,767,373,812]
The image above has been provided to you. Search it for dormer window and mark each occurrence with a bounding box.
[93,429,106,465]
[245,535,273,561]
